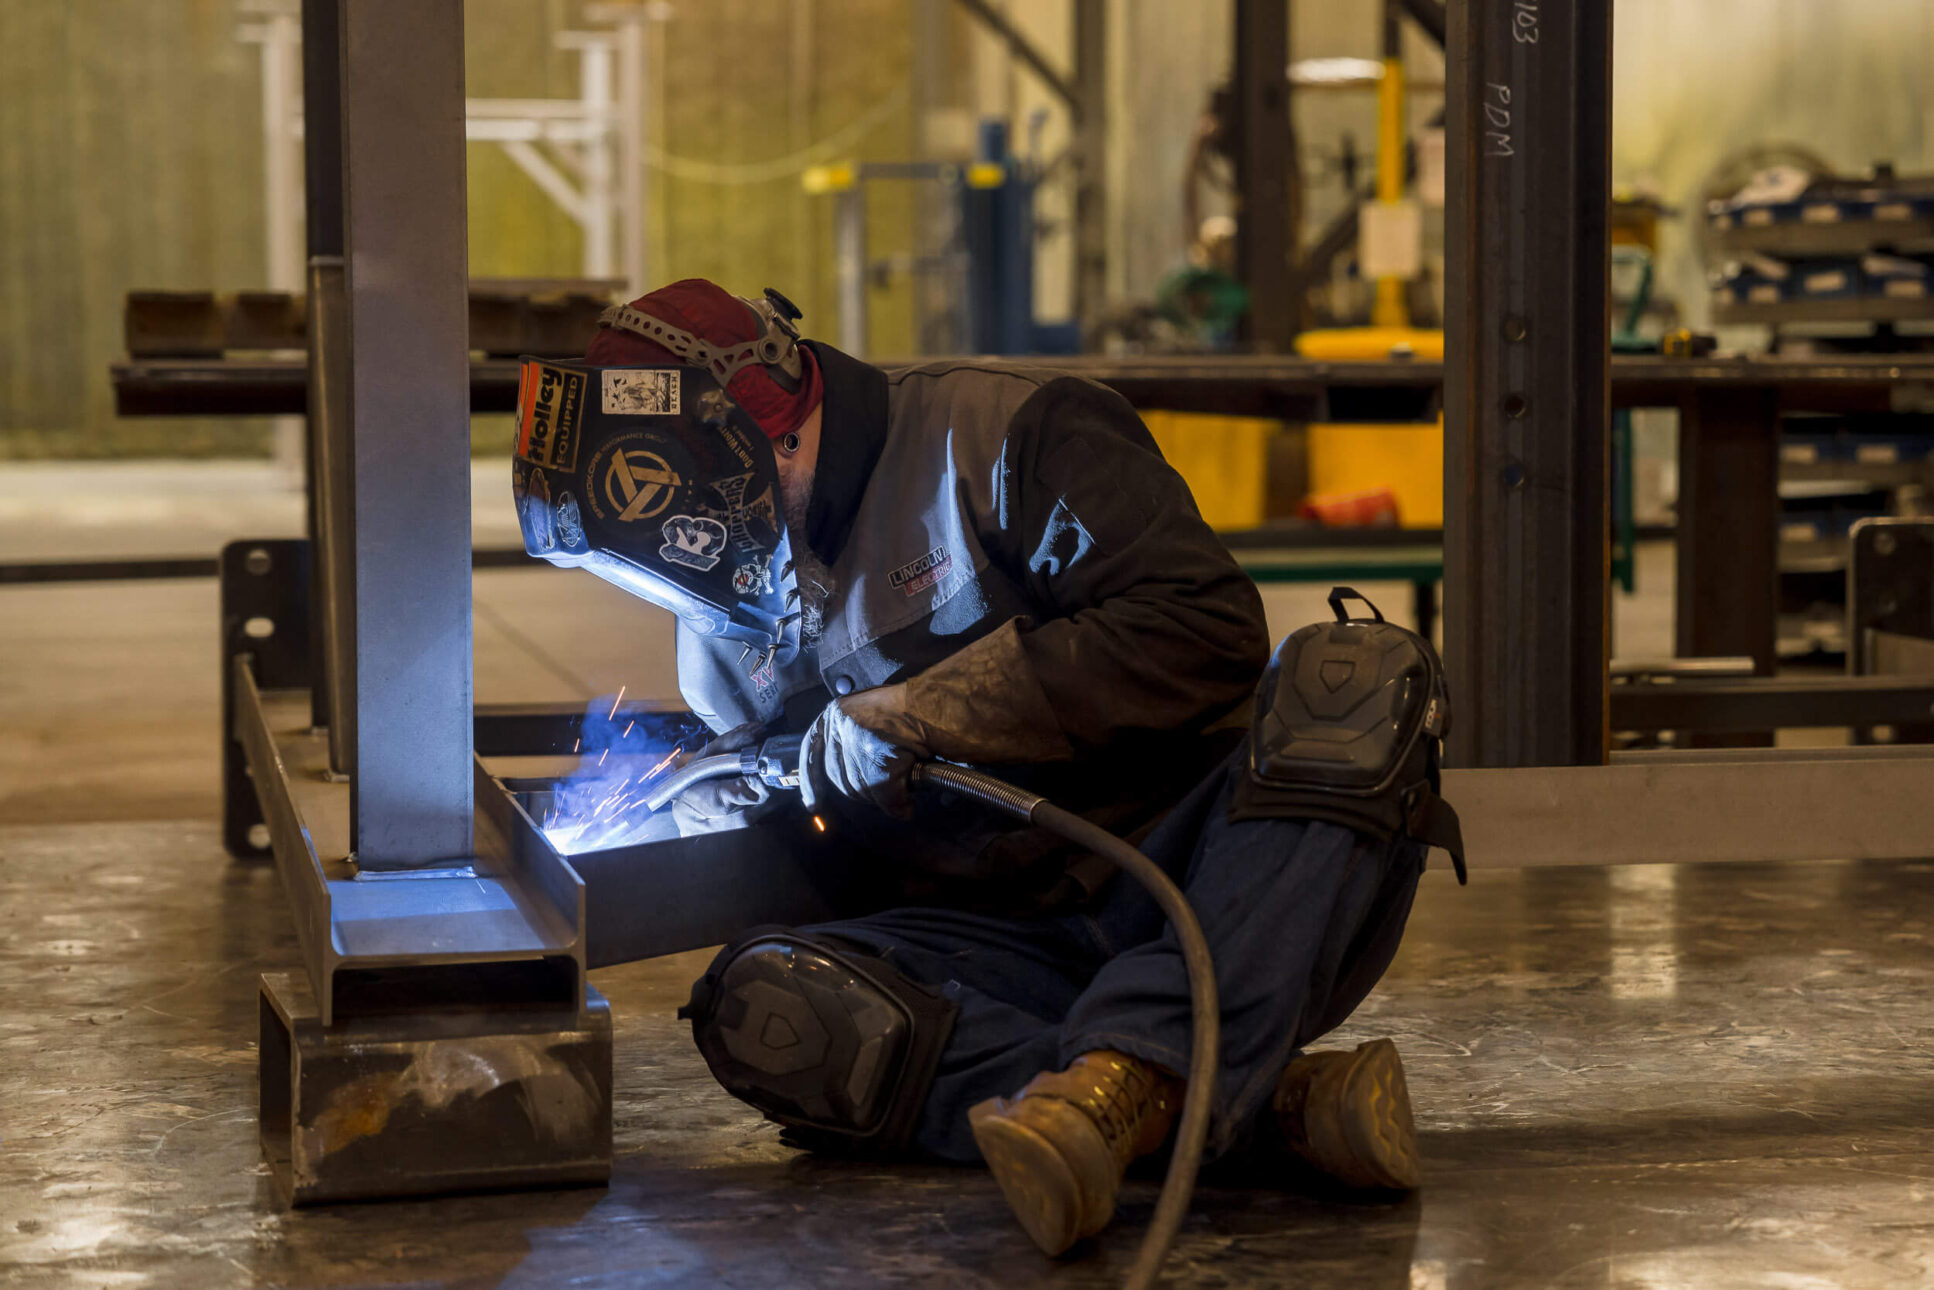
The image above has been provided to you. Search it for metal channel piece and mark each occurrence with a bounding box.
[339,0,474,867]
[499,783,893,971]
[1443,746,1934,869]
[234,661,588,1028]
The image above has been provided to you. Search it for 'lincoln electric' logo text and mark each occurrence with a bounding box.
[889,546,952,596]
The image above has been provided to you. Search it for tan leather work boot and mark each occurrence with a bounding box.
[968,1050,1181,1256]
[1273,1038,1420,1191]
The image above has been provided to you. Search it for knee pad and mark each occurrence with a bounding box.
[678,928,957,1152]
[1231,587,1466,883]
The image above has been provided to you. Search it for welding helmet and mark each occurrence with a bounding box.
[512,354,799,669]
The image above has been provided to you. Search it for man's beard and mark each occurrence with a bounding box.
[783,475,834,651]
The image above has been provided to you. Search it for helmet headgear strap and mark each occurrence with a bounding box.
[596,287,805,392]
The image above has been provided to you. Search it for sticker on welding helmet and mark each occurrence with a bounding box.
[716,473,781,554]
[522,465,556,553]
[603,368,681,417]
[556,491,585,549]
[516,361,586,472]
[659,515,728,572]
[602,448,682,523]
[732,557,773,597]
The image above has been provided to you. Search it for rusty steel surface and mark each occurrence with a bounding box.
[258,972,612,1205]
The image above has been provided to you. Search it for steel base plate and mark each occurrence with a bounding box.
[258,972,612,1205]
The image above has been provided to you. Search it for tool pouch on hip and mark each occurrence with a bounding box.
[1230,587,1467,884]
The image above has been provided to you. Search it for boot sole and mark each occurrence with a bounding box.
[969,1097,1112,1256]
[1307,1038,1420,1191]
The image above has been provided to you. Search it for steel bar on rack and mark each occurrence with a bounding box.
[1610,675,1934,734]
[116,353,1934,422]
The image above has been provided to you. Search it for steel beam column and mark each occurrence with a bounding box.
[338,0,475,867]
[1443,0,1611,767]
[1232,0,1295,353]
[301,0,345,745]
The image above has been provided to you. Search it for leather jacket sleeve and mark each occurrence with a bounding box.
[982,377,1272,751]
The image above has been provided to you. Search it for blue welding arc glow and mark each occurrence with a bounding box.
[541,695,705,855]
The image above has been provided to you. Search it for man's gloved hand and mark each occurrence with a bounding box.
[800,685,927,819]
[671,774,772,837]
[799,619,1076,820]
[668,722,777,838]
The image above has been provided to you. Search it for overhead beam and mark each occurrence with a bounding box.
[950,0,1080,113]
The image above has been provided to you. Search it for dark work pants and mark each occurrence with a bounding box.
[797,749,1428,1163]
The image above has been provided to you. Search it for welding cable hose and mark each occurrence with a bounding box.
[641,753,747,812]
[910,762,1218,1290]
[646,750,1218,1289]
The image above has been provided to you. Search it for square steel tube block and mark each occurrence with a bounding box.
[259,972,612,1205]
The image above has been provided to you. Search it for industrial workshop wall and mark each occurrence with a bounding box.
[0,0,915,460]
[1611,0,1934,339]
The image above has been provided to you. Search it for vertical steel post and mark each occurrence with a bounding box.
[338,0,475,867]
[834,185,869,358]
[1443,0,1612,767]
[1071,0,1107,342]
[1232,0,1294,353]
[300,0,348,749]
[615,10,648,296]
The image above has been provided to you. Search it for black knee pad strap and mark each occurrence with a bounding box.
[678,927,957,1153]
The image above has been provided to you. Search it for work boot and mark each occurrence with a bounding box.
[1272,1038,1420,1191]
[968,1050,1181,1256]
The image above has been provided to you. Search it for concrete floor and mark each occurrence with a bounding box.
[9,467,1919,1288]
[9,826,1934,1287]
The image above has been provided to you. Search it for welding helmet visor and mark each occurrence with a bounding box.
[512,358,797,665]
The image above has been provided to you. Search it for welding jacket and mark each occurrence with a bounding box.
[676,342,1271,913]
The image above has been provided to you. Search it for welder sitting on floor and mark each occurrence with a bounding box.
[511,277,1463,1256]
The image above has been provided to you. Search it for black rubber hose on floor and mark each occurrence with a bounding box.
[911,762,1219,1290]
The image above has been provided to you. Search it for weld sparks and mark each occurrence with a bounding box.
[538,693,704,855]
[542,746,681,855]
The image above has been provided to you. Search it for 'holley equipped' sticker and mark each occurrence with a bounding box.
[659,515,728,572]
[516,361,586,471]
[603,368,680,417]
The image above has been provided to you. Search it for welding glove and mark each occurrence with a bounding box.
[800,619,1074,820]
[670,723,778,838]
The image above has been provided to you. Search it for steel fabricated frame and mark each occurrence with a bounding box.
[241,0,613,1203]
